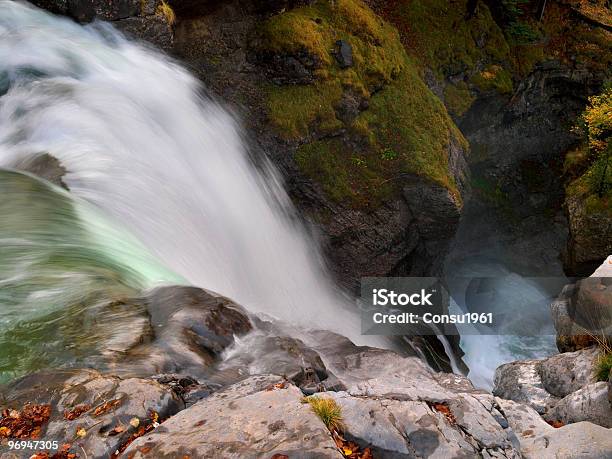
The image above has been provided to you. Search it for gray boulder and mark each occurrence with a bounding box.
[544,382,612,429]
[539,347,599,398]
[493,360,560,414]
[497,398,612,459]
[121,375,343,458]
[11,152,69,190]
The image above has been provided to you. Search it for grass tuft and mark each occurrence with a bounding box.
[157,0,176,26]
[595,351,612,382]
[303,396,345,432]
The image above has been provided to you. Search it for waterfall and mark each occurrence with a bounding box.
[0,0,389,370]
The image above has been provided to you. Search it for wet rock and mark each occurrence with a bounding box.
[539,347,599,398]
[324,392,483,458]
[544,381,612,428]
[152,374,221,406]
[551,283,599,352]
[121,375,343,458]
[304,331,521,456]
[493,360,560,414]
[218,331,333,393]
[31,0,174,49]
[249,49,323,85]
[123,286,253,378]
[115,15,174,51]
[334,40,353,68]
[494,339,612,429]
[11,152,69,190]
[497,398,612,459]
[0,369,184,459]
[569,277,612,336]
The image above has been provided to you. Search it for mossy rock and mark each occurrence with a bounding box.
[373,0,511,78]
[254,0,467,208]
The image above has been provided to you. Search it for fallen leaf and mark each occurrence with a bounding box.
[547,420,565,428]
[0,403,51,439]
[93,399,122,417]
[129,417,140,428]
[108,425,125,436]
[64,404,91,421]
[430,402,456,425]
[76,427,87,438]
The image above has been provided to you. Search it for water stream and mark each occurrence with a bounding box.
[0,1,387,381]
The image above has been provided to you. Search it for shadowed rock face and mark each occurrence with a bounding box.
[552,259,612,352]
[11,153,69,190]
[29,0,174,49]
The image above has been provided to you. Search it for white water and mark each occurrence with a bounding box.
[0,1,386,347]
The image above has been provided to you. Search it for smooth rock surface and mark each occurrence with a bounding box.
[121,375,343,458]
[498,398,612,459]
[539,347,599,398]
[544,382,612,429]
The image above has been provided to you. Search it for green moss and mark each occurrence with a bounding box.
[471,65,513,94]
[258,0,466,207]
[444,82,476,117]
[296,138,394,206]
[354,67,464,196]
[258,10,332,64]
[567,170,612,215]
[267,82,343,138]
[260,0,405,139]
[511,43,546,78]
[379,0,511,80]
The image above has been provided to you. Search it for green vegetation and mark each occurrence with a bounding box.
[368,0,514,113]
[444,82,476,117]
[499,0,541,44]
[595,351,612,382]
[267,82,343,138]
[470,64,513,94]
[303,396,345,432]
[566,87,612,214]
[383,0,510,80]
[258,0,466,208]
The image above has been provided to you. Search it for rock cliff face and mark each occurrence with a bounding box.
[30,0,174,49]
[369,0,611,278]
[167,0,470,289]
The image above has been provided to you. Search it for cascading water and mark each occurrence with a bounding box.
[0,1,391,379]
